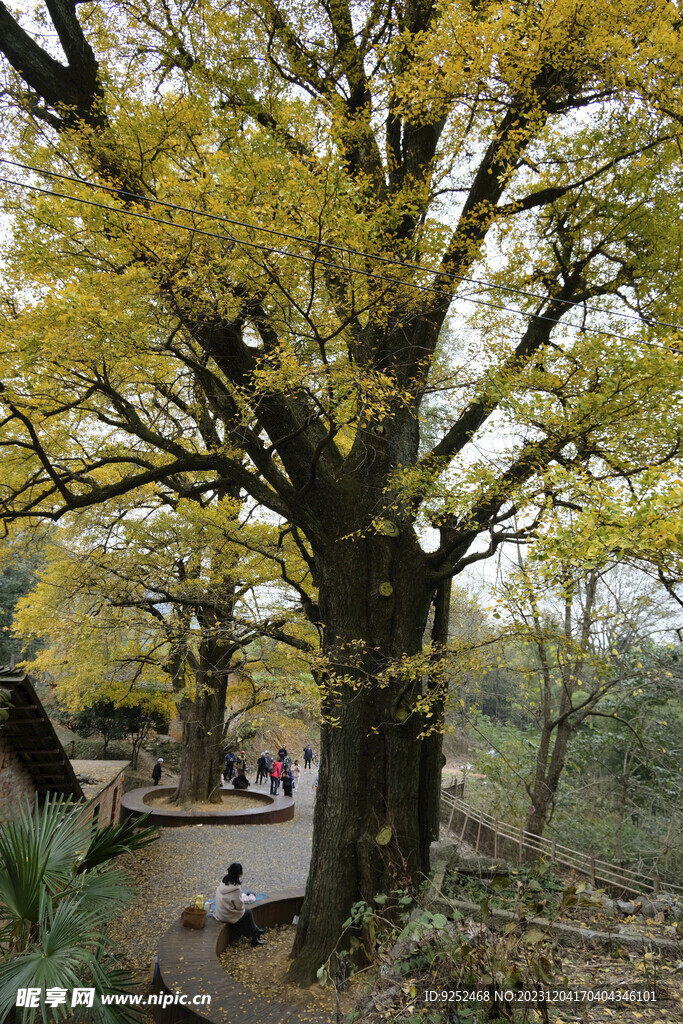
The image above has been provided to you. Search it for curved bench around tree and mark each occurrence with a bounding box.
[151,890,312,1024]
[120,787,295,827]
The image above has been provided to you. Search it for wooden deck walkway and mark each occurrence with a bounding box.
[151,890,326,1024]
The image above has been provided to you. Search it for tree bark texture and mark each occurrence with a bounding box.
[173,634,231,805]
[287,530,433,983]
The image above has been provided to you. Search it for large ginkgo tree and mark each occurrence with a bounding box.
[1,0,683,982]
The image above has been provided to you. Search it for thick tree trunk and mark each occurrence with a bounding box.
[287,531,433,985]
[172,636,230,805]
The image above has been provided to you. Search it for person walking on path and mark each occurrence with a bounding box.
[214,862,267,947]
[269,758,282,795]
[292,760,301,791]
[255,753,268,785]
[224,751,236,780]
[303,744,313,771]
[152,758,163,785]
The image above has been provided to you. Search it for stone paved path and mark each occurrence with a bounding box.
[110,772,318,976]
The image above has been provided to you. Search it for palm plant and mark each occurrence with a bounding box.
[0,794,158,1023]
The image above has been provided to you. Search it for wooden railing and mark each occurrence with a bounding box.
[440,788,683,898]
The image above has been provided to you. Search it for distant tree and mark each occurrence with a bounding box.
[0,532,48,664]
[14,506,314,795]
[69,694,171,766]
[118,698,170,769]
[69,700,128,757]
[573,654,683,871]
[496,556,677,840]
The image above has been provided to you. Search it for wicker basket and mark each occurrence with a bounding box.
[182,906,207,929]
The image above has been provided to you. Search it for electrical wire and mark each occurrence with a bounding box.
[0,171,681,352]
[3,155,681,335]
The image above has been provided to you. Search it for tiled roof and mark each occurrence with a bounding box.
[0,666,83,800]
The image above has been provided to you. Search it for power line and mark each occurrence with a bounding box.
[0,171,679,352]
[3,155,681,335]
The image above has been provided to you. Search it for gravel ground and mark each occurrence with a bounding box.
[109,771,318,976]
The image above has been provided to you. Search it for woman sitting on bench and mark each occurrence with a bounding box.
[214,862,267,947]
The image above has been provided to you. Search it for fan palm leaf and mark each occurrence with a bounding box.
[64,868,135,918]
[76,815,157,874]
[0,892,142,1022]
[0,796,156,1021]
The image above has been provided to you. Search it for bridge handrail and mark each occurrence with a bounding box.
[440,790,683,897]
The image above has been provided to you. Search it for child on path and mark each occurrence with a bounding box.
[282,766,293,798]
[292,760,301,791]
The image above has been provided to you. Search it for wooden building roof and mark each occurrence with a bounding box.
[0,666,83,800]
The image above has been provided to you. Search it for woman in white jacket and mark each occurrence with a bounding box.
[214,862,267,946]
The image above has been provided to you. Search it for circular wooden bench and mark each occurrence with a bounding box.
[151,890,319,1023]
[120,787,296,827]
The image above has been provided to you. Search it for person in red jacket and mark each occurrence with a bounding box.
[269,758,282,795]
